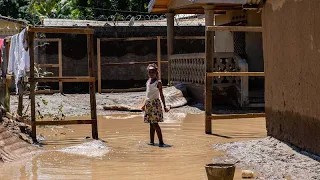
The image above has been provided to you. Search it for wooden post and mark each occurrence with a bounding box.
[157,36,161,80]
[97,38,101,93]
[204,5,215,134]
[58,39,63,93]
[28,31,36,140]
[17,95,23,116]
[166,13,174,86]
[87,32,98,139]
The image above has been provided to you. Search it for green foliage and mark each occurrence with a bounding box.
[1,0,150,25]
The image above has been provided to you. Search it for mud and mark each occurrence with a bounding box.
[0,115,267,180]
[213,137,320,180]
[0,125,39,164]
[10,92,203,118]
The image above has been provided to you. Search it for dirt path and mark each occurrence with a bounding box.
[213,137,320,180]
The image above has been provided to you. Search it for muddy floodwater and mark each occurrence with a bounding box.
[1,114,266,180]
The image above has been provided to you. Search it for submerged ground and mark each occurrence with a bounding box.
[0,93,319,180]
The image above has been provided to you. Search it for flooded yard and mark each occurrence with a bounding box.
[1,114,266,180]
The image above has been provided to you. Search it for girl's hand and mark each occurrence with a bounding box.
[141,105,145,111]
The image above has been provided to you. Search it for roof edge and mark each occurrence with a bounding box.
[0,15,28,26]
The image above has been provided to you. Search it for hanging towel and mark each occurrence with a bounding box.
[7,28,30,94]
[0,38,4,67]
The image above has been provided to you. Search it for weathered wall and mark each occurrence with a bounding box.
[38,26,205,89]
[0,20,23,37]
[263,0,320,155]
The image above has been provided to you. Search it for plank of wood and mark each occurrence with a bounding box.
[28,27,94,34]
[87,33,98,139]
[101,87,146,93]
[30,76,95,82]
[28,32,37,140]
[58,39,63,93]
[211,113,266,120]
[157,36,162,80]
[35,120,93,126]
[38,64,59,68]
[99,37,157,41]
[97,38,102,93]
[206,26,262,32]
[207,72,265,77]
[101,61,168,66]
[34,38,60,42]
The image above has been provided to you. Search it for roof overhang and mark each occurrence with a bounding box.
[148,0,261,14]
[0,15,27,26]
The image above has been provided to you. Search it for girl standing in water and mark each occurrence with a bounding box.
[141,63,169,147]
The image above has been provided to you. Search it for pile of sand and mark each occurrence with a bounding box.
[0,125,38,163]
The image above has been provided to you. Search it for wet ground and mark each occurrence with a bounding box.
[0,114,267,180]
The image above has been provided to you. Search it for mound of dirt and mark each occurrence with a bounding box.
[212,137,320,180]
[0,125,38,163]
[103,83,189,111]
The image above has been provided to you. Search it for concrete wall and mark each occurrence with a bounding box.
[38,26,205,89]
[263,0,320,155]
[215,11,234,52]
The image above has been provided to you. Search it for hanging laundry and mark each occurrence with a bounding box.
[7,28,30,94]
[0,38,3,68]
[1,40,7,77]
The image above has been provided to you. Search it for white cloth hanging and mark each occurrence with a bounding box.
[7,28,30,94]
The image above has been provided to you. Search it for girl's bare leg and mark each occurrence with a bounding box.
[149,123,155,145]
[153,123,164,146]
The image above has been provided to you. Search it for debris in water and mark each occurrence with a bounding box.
[58,140,110,157]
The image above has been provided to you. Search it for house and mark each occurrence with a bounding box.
[149,0,320,157]
[148,0,264,107]
[0,15,27,38]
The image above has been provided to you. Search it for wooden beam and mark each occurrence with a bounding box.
[97,38,102,93]
[30,76,95,83]
[38,64,59,68]
[36,120,93,126]
[100,37,157,41]
[211,113,266,120]
[205,7,214,134]
[167,13,174,86]
[206,26,262,32]
[101,61,168,66]
[157,36,162,80]
[28,31,36,140]
[207,72,265,77]
[101,87,146,93]
[28,27,94,34]
[58,39,63,93]
[34,38,60,42]
[87,32,98,139]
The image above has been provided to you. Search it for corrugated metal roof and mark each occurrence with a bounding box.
[0,15,27,25]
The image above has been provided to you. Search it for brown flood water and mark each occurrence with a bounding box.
[1,113,266,180]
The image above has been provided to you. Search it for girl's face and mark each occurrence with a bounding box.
[148,69,157,79]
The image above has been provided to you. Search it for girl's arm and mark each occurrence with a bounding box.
[158,81,169,112]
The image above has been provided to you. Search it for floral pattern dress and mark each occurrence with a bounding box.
[144,79,163,123]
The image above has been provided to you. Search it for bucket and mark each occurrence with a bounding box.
[205,163,235,180]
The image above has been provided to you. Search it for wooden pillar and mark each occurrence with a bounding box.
[166,13,174,86]
[204,5,215,134]
[58,39,63,93]
[87,32,98,139]
[157,36,161,80]
[97,38,101,93]
[28,31,36,140]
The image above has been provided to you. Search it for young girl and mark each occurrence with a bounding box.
[141,63,169,147]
